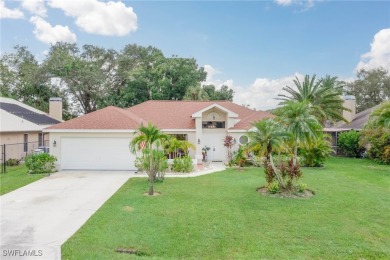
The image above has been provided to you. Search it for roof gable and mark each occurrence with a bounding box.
[192,103,238,118]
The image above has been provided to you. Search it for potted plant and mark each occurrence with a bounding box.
[202,146,210,162]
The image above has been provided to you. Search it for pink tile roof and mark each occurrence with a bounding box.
[127,100,273,130]
[46,106,143,130]
[46,101,274,130]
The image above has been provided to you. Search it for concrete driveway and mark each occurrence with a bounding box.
[0,171,131,259]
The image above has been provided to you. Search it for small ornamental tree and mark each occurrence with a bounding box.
[223,135,234,161]
[130,123,168,195]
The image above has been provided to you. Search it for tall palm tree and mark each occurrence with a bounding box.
[277,101,322,166]
[278,74,347,124]
[248,118,288,188]
[130,122,168,195]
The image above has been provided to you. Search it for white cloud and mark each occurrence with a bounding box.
[202,64,233,90]
[274,0,314,10]
[48,0,137,36]
[30,16,77,45]
[0,0,24,19]
[203,64,221,84]
[233,74,303,111]
[275,0,293,6]
[21,0,47,17]
[203,64,303,110]
[355,28,390,72]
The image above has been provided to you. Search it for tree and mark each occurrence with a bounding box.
[44,43,117,114]
[223,135,235,161]
[203,84,234,101]
[344,68,390,113]
[248,118,288,188]
[130,123,169,195]
[278,74,347,124]
[165,136,195,158]
[184,85,209,100]
[277,101,322,166]
[0,45,71,118]
[369,101,390,128]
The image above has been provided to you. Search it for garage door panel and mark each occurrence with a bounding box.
[61,138,135,170]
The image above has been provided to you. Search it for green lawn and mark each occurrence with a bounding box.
[62,158,390,259]
[0,164,46,195]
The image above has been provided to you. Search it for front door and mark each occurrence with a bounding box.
[203,132,226,162]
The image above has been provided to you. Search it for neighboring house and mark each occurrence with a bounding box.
[324,95,378,151]
[0,97,62,161]
[44,101,273,171]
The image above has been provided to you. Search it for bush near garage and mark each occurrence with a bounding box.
[25,153,57,174]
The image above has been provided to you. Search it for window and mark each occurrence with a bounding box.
[239,135,248,145]
[38,133,43,147]
[202,121,225,128]
[167,134,188,159]
[24,134,28,152]
[173,134,188,141]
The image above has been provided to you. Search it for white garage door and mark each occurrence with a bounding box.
[61,138,135,170]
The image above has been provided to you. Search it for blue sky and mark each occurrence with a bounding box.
[1,0,390,110]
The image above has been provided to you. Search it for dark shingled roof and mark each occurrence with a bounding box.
[0,102,60,125]
[335,105,379,130]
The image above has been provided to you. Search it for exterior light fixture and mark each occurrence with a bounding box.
[53,140,57,147]
[198,139,200,144]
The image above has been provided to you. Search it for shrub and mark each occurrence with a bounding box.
[300,135,332,167]
[6,158,20,166]
[172,156,193,173]
[360,126,390,164]
[25,153,57,174]
[268,182,280,194]
[233,146,246,168]
[338,130,365,158]
[297,183,307,193]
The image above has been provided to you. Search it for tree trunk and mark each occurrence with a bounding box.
[270,154,286,189]
[293,140,298,167]
[148,179,154,195]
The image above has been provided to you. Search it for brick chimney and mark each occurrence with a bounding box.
[342,95,356,123]
[49,97,63,121]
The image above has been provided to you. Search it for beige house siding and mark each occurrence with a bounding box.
[0,131,47,161]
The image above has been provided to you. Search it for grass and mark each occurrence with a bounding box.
[0,164,46,195]
[62,157,390,259]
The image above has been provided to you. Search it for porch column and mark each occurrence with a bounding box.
[195,117,203,163]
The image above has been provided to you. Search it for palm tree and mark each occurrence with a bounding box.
[277,101,322,166]
[165,137,195,158]
[370,101,390,128]
[248,118,288,188]
[130,122,168,195]
[278,74,347,124]
[183,85,209,100]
